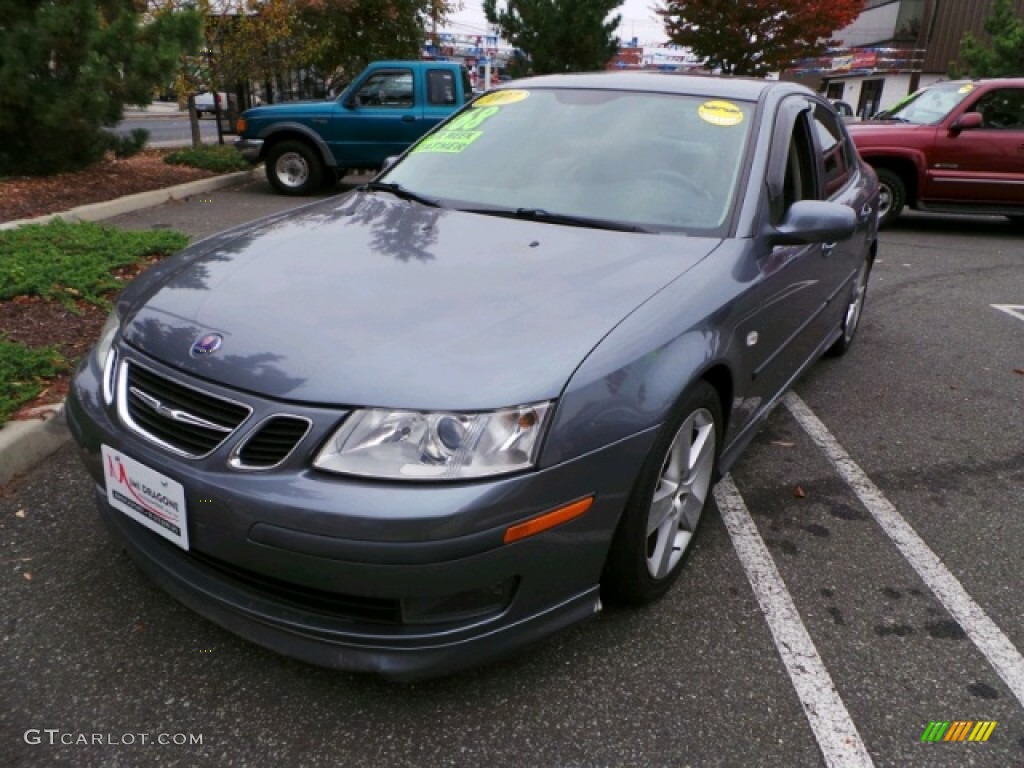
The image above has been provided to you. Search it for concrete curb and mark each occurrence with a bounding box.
[0,168,261,231]
[0,405,70,486]
[1,168,262,486]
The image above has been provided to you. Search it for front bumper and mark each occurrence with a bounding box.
[67,346,655,680]
[233,137,263,163]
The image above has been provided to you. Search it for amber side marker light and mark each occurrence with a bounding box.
[503,496,594,544]
[235,118,246,133]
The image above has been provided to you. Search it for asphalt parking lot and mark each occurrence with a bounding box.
[1,178,1021,767]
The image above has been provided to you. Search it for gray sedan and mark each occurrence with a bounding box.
[67,72,879,680]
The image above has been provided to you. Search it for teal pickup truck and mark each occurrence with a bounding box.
[235,60,472,195]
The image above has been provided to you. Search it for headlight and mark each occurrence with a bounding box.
[93,309,121,405]
[313,402,553,481]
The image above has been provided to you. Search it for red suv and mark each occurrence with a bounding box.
[847,78,1024,227]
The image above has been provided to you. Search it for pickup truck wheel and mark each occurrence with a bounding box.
[266,140,323,196]
[875,168,905,228]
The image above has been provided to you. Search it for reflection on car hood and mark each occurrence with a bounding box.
[122,193,720,409]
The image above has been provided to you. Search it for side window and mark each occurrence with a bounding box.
[774,114,818,222]
[811,105,853,197]
[427,70,456,106]
[354,70,414,108]
[972,88,1024,130]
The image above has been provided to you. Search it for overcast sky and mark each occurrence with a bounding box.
[443,0,670,46]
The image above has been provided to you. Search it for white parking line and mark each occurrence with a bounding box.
[991,304,1024,325]
[714,476,875,768]
[784,391,1024,708]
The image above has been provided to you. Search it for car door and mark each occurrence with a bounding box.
[924,85,1024,206]
[731,97,839,420]
[328,67,425,168]
[808,100,874,329]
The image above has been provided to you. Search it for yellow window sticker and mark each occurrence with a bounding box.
[474,89,529,107]
[698,100,744,127]
[413,130,484,154]
[958,84,975,94]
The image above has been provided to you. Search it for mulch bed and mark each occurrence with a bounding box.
[0,150,218,223]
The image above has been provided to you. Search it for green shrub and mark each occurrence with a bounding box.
[106,128,150,159]
[0,338,66,424]
[0,220,188,308]
[164,144,251,173]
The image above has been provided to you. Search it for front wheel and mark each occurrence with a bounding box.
[265,140,323,196]
[602,381,721,605]
[827,256,871,357]
[875,168,906,228]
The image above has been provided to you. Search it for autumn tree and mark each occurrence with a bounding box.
[956,0,1024,77]
[298,0,446,91]
[0,0,201,174]
[658,0,864,77]
[483,0,623,74]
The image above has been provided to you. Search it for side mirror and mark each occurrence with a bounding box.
[766,201,856,247]
[381,155,399,171]
[950,111,983,135]
[342,93,360,109]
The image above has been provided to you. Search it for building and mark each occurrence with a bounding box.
[790,0,1024,118]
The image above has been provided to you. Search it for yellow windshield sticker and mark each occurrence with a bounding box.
[958,84,975,94]
[474,89,529,106]
[413,130,484,154]
[698,100,744,127]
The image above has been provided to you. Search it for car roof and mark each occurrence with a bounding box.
[501,71,810,102]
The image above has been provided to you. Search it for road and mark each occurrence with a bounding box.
[114,114,220,146]
[1,182,1021,767]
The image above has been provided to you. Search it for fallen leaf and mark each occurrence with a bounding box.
[23,572,32,581]
[793,486,806,498]
[15,509,26,518]
[1014,368,1024,376]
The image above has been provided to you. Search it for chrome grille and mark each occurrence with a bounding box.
[120,362,251,458]
[231,416,311,469]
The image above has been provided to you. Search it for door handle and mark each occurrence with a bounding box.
[859,203,874,221]
[402,115,416,123]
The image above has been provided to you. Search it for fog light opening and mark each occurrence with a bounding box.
[401,577,518,625]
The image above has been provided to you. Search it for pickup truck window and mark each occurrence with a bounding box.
[427,70,457,106]
[973,88,1024,130]
[355,69,414,107]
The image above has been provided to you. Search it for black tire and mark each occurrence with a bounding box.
[265,140,323,196]
[827,256,872,357]
[602,381,721,605]
[875,168,906,228]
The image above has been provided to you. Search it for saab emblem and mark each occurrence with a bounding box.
[191,333,223,357]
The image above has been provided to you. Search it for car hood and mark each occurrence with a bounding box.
[121,193,720,410]
[243,100,335,118]
[846,120,937,136]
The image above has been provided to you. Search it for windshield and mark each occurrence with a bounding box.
[380,87,755,234]
[874,81,977,125]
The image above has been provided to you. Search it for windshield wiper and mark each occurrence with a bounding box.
[460,206,652,233]
[361,181,442,208]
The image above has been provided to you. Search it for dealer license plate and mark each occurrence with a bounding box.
[101,445,189,550]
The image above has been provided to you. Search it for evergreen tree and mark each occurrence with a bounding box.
[483,0,623,75]
[957,0,1024,77]
[0,1,201,175]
